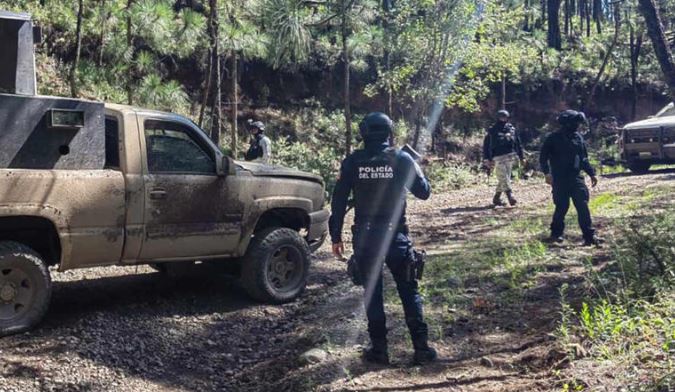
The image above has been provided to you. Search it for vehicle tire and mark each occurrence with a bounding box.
[0,241,52,337]
[627,161,651,174]
[241,227,310,304]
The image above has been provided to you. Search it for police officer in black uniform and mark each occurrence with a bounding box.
[244,120,271,163]
[329,112,437,365]
[540,110,601,246]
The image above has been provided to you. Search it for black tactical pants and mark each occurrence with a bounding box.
[550,177,595,241]
[352,226,428,349]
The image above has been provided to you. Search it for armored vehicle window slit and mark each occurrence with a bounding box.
[104,117,120,169]
[144,119,216,175]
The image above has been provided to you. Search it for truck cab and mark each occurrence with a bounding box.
[620,102,675,173]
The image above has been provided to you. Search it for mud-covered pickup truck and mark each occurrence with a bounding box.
[0,11,328,336]
[620,102,675,173]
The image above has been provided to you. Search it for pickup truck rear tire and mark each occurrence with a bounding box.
[0,241,52,336]
[626,161,651,174]
[241,227,310,304]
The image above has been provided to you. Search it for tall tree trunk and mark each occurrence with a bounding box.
[209,0,221,146]
[547,0,562,50]
[70,0,84,98]
[383,7,393,116]
[211,53,221,146]
[630,25,643,120]
[341,0,352,156]
[593,0,602,34]
[564,0,570,36]
[525,0,531,31]
[198,50,213,128]
[411,107,424,150]
[98,0,108,67]
[501,75,507,110]
[579,0,584,34]
[199,0,216,129]
[638,0,675,99]
[586,0,591,37]
[230,51,238,157]
[385,49,393,117]
[126,0,134,105]
[586,3,620,109]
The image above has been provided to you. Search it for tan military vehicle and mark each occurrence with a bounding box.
[0,11,329,336]
[620,102,675,173]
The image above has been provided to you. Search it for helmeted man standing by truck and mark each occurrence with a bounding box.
[329,112,437,365]
[482,110,525,206]
[540,110,601,246]
[244,120,272,164]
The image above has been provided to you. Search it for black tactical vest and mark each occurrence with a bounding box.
[352,148,404,225]
[244,134,263,161]
[488,123,517,157]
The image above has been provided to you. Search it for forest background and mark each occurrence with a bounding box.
[3,0,675,192]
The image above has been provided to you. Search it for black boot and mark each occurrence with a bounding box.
[362,340,389,365]
[583,235,603,247]
[548,235,564,244]
[412,340,437,365]
[506,191,517,206]
[492,192,505,207]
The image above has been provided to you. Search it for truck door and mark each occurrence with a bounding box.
[663,126,675,160]
[138,118,241,261]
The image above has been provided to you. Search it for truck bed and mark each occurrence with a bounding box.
[0,169,126,270]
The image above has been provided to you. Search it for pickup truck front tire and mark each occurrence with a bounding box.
[241,227,310,304]
[0,241,52,336]
[626,161,651,174]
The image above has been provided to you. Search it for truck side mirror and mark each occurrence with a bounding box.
[218,156,231,177]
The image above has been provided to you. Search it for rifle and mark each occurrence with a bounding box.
[402,144,423,161]
[480,161,493,186]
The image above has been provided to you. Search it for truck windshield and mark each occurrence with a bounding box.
[655,103,675,118]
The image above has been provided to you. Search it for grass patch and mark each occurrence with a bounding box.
[380,178,673,390]
[588,192,618,214]
[598,164,628,175]
[509,215,548,234]
[418,238,549,309]
[425,161,478,192]
[558,208,675,390]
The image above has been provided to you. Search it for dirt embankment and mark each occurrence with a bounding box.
[1,169,673,392]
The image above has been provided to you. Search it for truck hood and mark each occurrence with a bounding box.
[235,161,324,184]
[623,116,675,130]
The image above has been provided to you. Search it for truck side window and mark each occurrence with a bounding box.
[104,117,120,169]
[144,120,216,175]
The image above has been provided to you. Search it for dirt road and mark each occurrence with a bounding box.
[1,169,673,392]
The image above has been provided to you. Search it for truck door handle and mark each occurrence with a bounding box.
[149,189,167,200]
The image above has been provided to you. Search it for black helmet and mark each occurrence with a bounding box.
[497,109,510,118]
[557,110,587,128]
[248,120,265,131]
[359,112,393,140]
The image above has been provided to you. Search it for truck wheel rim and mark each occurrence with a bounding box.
[267,246,304,293]
[0,267,34,320]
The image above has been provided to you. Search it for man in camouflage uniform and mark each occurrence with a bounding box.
[482,110,525,206]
